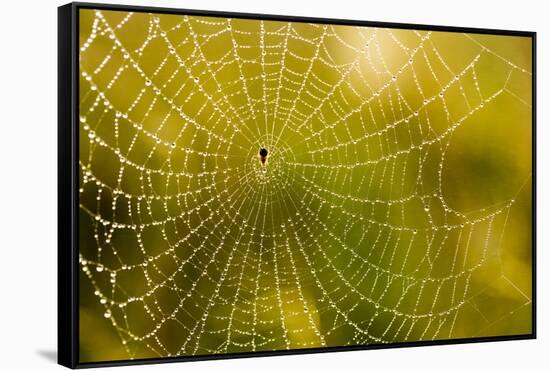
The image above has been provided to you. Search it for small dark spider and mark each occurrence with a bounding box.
[259,148,268,165]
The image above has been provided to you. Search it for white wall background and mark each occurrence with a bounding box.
[0,0,545,369]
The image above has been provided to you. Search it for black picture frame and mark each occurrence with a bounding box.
[58,2,537,368]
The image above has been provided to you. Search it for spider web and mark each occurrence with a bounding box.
[77,9,532,360]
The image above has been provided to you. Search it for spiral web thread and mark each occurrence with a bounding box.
[78,9,532,360]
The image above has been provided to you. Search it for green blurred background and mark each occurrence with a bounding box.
[78,8,532,363]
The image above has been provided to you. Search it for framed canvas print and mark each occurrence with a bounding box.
[58,2,536,368]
